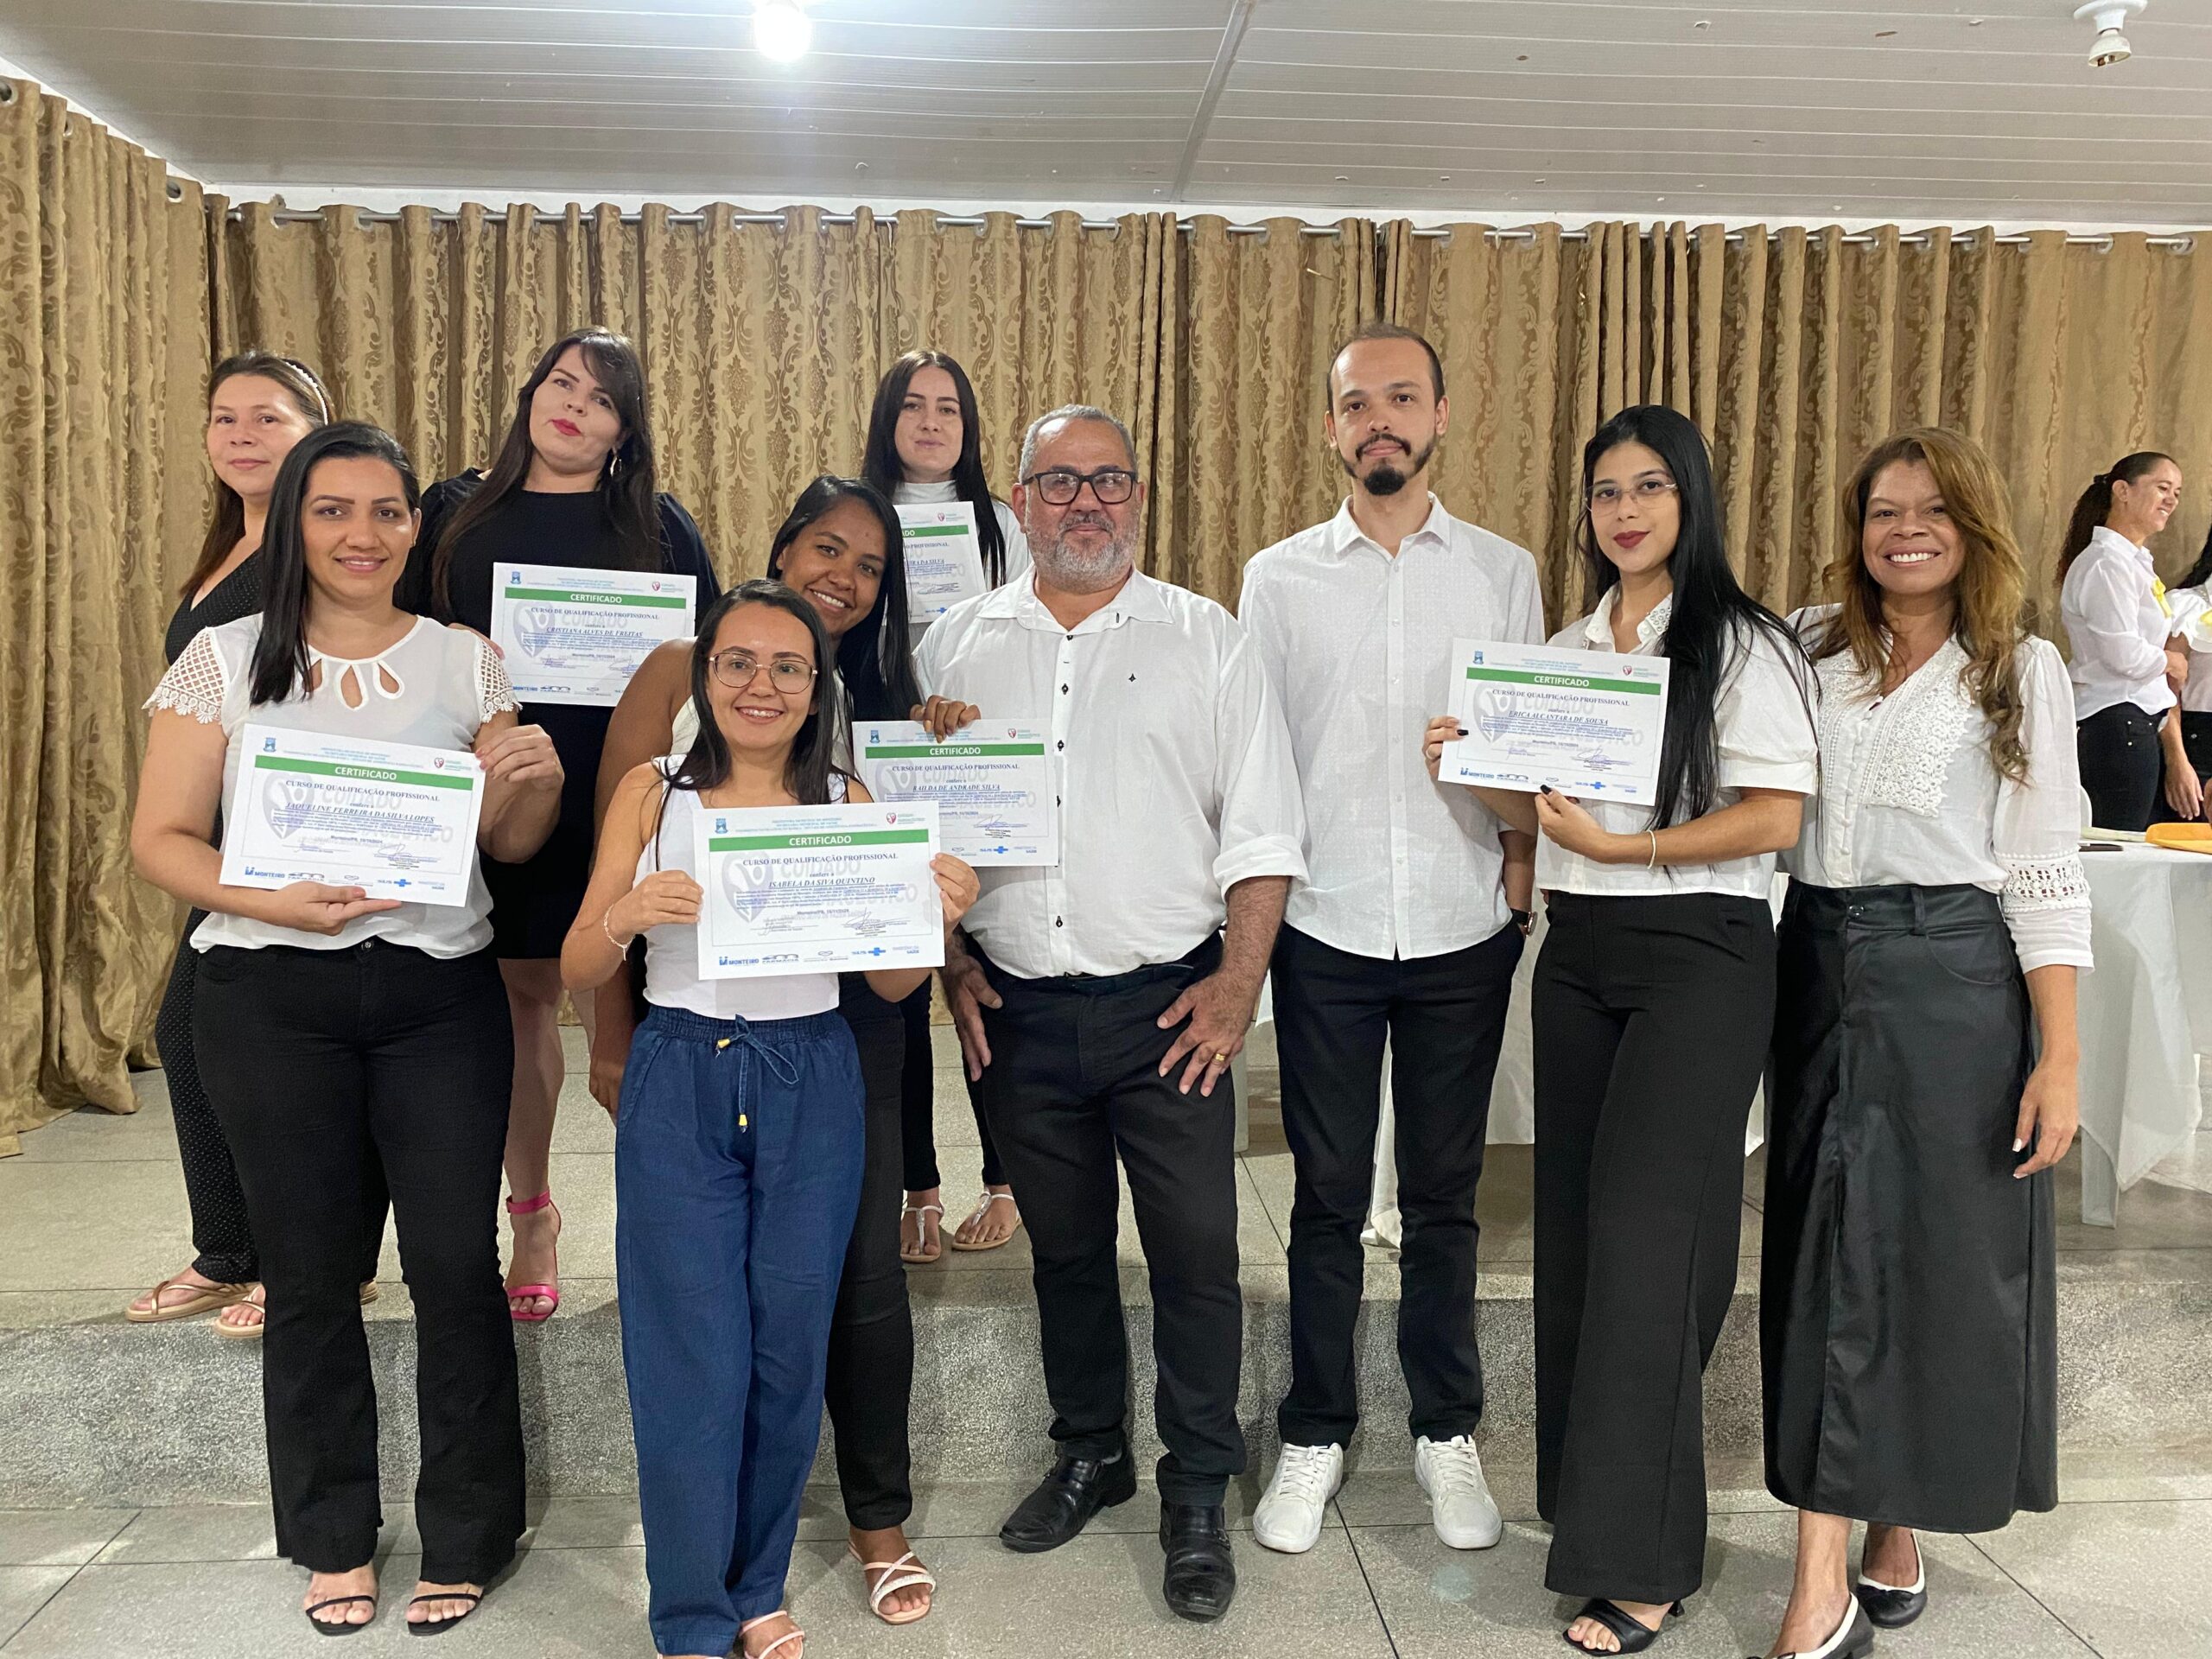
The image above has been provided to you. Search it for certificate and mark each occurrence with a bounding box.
[695,802,945,979]
[896,500,986,624]
[1439,638,1671,807]
[491,563,696,707]
[219,725,486,906]
[855,721,1056,868]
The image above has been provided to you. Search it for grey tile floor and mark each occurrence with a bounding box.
[5,1450,2211,1656]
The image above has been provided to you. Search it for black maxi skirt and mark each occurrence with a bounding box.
[1761,882,2057,1533]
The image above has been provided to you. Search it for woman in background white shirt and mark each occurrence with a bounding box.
[131,423,563,1636]
[2058,451,2194,830]
[860,349,1029,1257]
[1761,429,2088,1659]
[1433,404,1817,1655]
[2157,528,2212,813]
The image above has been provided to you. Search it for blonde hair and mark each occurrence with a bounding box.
[1815,428,2032,783]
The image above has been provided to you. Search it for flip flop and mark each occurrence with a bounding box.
[899,1201,944,1264]
[215,1281,377,1341]
[125,1274,248,1324]
[947,1191,1022,1252]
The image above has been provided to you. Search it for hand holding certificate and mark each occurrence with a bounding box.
[1437,638,1671,807]
[220,725,486,906]
[491,563,696,706]
[896,500,987,624]
[855,721,1056,867]
[696,802,946,979]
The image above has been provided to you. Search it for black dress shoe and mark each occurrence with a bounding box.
[1160,1502,1235,1622]
[998,1447,1138,1554]
[1854,1569,1927,1629]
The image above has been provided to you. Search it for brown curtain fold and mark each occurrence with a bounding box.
[10,122,2212,1138]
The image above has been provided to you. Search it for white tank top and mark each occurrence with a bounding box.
[635,764,843,1020]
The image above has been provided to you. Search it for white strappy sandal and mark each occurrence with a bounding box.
[739,1610,805,1658]
[849,1544,937,1625]
[947,1190,1023,1253]
[899,1200,944,1263]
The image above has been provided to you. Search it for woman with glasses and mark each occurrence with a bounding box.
[1433,405,1816,1654]
[861,350,1029,1261]
[565,579,976,1659]
[595,480,948,1627]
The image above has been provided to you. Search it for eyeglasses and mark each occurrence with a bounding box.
[1022,467,1138,506]
[709,650,817,693]
[1587,478,1679,514]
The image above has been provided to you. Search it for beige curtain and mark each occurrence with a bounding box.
[0,79,210,1152]
[13,156,2212,1139]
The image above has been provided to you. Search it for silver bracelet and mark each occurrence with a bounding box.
[1646,829,1660,869]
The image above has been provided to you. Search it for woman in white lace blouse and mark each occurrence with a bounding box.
[131,423,563,1637]
[1758,429,2088,1659]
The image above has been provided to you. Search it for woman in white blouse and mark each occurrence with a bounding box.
[1761,429,2088,1659]
[1429,405,1818,1655]
[131,423,564,1636]
[860,350,1029,1257]
[2058,450,2195,830]
[2157,529,2212,812]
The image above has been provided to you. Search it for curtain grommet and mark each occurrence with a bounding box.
[0,83,17,106]
[167,179,184,201]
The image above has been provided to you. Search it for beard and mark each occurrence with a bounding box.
[1033,513,1137,593]
[1341,433,1436,497]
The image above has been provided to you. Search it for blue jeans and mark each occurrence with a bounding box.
[615,1004,865,1656]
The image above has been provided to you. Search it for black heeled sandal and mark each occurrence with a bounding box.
[304,1593,377,1637]
[1563,1598,1684,1654]
[406,1589,483,1637]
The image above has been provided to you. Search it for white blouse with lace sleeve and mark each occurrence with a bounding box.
[1785,607,2092,973]
[144,628,237,726]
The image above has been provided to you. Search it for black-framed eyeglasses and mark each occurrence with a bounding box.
[1021,467,1138,506]
[709,650,817,693]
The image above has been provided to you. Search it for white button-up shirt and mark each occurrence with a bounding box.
[1783,607,2092,974]
[2169,584,2212,715]
[1238,495,1544,960]
[915,568,1307,980]
[1535,589,1819,899]
[2061,525,2176,721]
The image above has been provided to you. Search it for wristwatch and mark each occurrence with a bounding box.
[1510,907,1535,935]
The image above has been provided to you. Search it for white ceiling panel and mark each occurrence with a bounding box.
[3,0,2209,225]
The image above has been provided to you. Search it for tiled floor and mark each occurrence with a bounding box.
[5,1451,2210,1656]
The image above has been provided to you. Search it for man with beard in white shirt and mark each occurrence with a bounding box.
[1238,323,1543,1558]
[913,404,1306,1624]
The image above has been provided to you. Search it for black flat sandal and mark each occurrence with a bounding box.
[304,1593,377,1637]
[406,1590,483,1637]
[1563,1598,1684,1654]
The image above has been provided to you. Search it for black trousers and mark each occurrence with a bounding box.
[194,940,524,1586]
[1532,892,1773,1605]
[1271,922,1521,1448]
[2077,702,2163,831]
[976,938,1243,1505]
[900,980,1006,1191]
[826,976,917,1530]
[156,923,389,1287]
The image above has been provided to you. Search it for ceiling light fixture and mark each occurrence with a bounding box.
[753,0,813,64]
[2074,0,2146,68]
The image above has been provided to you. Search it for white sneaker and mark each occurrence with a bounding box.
[1252,1442,1344,1554]
[1414,1434,1502,1549]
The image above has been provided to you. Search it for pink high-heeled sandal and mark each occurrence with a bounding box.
[505,1190,561,1324]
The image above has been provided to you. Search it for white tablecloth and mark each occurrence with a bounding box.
[2076,844,2212,1224]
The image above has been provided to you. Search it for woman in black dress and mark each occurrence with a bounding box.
[127,350,385,1338]
[400,327,720,1322]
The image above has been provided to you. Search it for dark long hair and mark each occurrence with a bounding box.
[668,581,841,810]
[766,476,922,721]
[431,327,661,610]
[2178,521,2212,593]
[182,351,332,601]
[248,423,422,707]
[861,350,1009,585]
[1577,404,1809,830]
[2060,450,2175,580]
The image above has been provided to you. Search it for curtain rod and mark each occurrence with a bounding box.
[219,206,2192,251]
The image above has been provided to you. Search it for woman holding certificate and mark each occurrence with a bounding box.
[2057,451,2195,830]
[1757,429,2087,1659]
[564,579,976,1659]
[399,326,721,1325]
[596,478,944,1625]
[861,348,1027,1259]
[132,422,565,1635]
[1428,404,1816,1655]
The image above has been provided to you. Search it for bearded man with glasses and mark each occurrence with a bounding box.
[911,404,1306,1624]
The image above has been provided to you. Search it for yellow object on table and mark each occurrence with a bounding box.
[2146,823,2212,854]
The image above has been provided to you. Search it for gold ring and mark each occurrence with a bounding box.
[1211,1052,1229,1064]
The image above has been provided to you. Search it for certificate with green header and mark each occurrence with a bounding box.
[491,562,696,706]
[854,720,1056,868]
[219,724,486,906]
[896,500,986,623]
[695,801,944,979]
[1439,638,1671,807]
